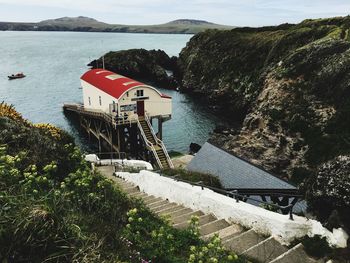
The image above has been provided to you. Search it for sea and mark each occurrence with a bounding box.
[0,31,224,153]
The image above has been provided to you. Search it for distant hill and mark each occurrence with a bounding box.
[0,16,234,34]
[38,16,108,28]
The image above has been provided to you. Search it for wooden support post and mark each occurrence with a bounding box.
[117,127,121,153]
[158,117,163,140]
[98,135,101,154]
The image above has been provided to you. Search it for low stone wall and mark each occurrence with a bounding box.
[117,170,348,248]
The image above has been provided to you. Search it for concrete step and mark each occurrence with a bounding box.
[172,210,204,225]
[144,196,163,205]
[198,214,217,226]
[113,178,130,185]
[204,224,243,241]
[269,243,319,263]
[152,203,178,213]
[199,219,231,237]
[243,236,288,263]
[223,229,266,254]
[147,200,169,209]
[117,181,135,189]
[158,205,185,216]
[129,192,148,199]
[174,214,217,229]
[123,186,139,194]
[167,208,194,219]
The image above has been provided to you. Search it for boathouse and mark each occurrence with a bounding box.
[81,68,172,119]
[63,68,174,169]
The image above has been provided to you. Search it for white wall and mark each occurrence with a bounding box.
[81,81,172,118]
[119,86,172,117]
[81,80,117,113]
[116,170,348,248]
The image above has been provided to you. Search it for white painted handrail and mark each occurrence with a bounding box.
[137,119,163,169]
[63,104,168,169]
[144,114,174,168]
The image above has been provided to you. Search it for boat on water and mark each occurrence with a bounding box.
[8,73,26,80]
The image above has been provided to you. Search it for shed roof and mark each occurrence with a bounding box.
[81,68,171,100]
[187,142,296,190]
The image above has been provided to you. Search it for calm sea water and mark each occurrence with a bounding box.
[0,31,223,153]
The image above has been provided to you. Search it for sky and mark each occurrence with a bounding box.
[0,0,349,27]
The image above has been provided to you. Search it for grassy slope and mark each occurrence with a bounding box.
[0,103,244,263]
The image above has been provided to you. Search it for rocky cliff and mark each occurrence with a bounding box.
[89,49,177,88]
[177,17,350,183]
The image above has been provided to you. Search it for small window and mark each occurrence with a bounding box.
[99,96,102,106]
[126,92,129,97]
[136,90,144,97]
[88,97,91,106]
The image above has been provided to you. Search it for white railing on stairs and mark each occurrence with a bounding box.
[137,119,163,169]
[144,114,174,168]
[64,104,172,169]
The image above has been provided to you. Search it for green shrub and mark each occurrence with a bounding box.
[302,235,332,258]
[168,151,184,158]
[291,167,314,185]
[161,168,223,188]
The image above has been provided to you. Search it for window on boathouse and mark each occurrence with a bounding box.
[99,96,102,106]
[136,90,144,97]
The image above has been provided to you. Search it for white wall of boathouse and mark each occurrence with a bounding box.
[81,80,172,118]
[118,86,172,118]
[81,80,117,113]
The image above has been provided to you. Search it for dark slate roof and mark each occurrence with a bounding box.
[187,142,296,190]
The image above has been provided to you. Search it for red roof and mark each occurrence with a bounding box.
[81,68,171,100]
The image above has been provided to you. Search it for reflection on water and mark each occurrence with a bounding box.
[0,31,222,153]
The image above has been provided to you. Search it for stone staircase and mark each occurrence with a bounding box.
[138,118,171,169]
[97,166,321,263]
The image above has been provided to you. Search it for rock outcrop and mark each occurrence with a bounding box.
[89,49,177,88]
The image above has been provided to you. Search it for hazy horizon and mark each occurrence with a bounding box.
[0,0,349,27]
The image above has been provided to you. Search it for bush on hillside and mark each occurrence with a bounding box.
[305,155,350,231]
[161,168,223,189]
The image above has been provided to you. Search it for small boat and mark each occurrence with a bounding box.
[8,73,26,80]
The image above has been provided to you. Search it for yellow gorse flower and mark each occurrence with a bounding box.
[33,123,63,140]
[0,102,30,125]
[1,103,63,140]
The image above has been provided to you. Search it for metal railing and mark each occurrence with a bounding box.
[64,103,138,127]
[144,114,174,168]
[112,114,138,127]
[158,171,301,220]
[137,119,163,169]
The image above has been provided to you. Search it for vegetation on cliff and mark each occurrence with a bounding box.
[306,156,350,232]
[177,17,350,175]
[176,17,350,230]
[0,103,243,262]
